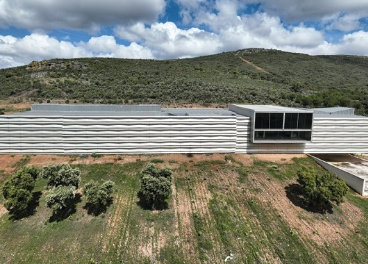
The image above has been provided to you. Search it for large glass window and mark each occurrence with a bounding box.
[270,113,283,129]
[284,113,312,129]
[255,113,270,129]
[255,113,283,129]
[298,113,313,129]
[254,131,311,141]
[284,113,298,129]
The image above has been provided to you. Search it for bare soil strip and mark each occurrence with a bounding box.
[239,57,269,73]
[175,173,199,262]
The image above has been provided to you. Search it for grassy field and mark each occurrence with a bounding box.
[1,154,368,263]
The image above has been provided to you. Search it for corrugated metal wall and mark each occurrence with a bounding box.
[0,115,237,154]
[304,117,368,153]
[1,115,368,154]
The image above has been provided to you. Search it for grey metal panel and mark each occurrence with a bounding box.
[2,105,368,155]
[230,104,313,113]
[313,107,354,116]
[0,115,237,154]
[31,104,161,112]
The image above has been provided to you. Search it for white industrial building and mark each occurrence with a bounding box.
[0,104,368,154]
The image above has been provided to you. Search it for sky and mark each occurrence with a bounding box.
[0,0,368,69]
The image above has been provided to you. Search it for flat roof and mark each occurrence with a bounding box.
[232,104,313,113]
[4,104,365,118]
[8,104,237,117]
[313,107,353,112]
[31,104,161,112]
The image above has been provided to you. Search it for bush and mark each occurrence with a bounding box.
[91,153,103,158]
[2,166,40,216]
[297,169,348,207]
[46,186,76,213]
[84,180,115,215]
[41,164,81,188]
[139,163,173,209]
[140,163,172,181]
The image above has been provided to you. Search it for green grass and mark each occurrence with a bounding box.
[150,158,165,164]
[11,155,30,169]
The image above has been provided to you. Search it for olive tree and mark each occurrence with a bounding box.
[138,163,172,209]
[297,169,348,207]
[2,166,40,216]
[41,164,81,188]
[42,164,81,214]
[46,186,76,213]
[84,180,115,215]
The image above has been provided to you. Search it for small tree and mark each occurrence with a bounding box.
[84,180,115,215]
[139,163,173,209]
[46,186,76,213]
[42,164,81,216]
[2,166,40,216]
[297,169,348,208]
[41,164,81,188]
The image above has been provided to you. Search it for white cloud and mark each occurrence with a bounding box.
[0,34,153,68]
[257,0,368,22]
[0,0,166,32]
[0,0,368,69]
[324,13,365,32]
[335,31,368,55]
[83,35,154,58]
[115,22,222,59]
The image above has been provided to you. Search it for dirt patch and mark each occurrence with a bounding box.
[0,155,24,178]
[28,155,71,166]
[252,154,307,164]
[0,204,8,218]
[231,154,253,166]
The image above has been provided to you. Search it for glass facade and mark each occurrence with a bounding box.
[284,113,312,129]
[253,112,313,142]
[254,131,312,141]
[255,113,283,129]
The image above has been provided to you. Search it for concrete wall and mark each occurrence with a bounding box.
[310,155,366,195]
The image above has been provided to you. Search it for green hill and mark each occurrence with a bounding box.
[1,48,368,114]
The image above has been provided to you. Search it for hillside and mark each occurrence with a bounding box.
[1,154,368,263]
[1,48,368,114]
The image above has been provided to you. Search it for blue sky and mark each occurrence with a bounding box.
[0,0,368,68]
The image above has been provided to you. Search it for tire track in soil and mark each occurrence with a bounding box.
[137,224,154,260]
[175,172,200,262]
[191,172,225,263]
[190,171,224,263]
[209,169,282,263]
[117,189,135,258]
[102,186,134,261]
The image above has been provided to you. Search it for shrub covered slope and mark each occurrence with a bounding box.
[1,48,368,114]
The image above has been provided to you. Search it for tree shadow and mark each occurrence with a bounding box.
[9,191,42,220]
[137,191,168,211]
[285,184,333,214]
[49,193,82,222]
[84,198,113,216]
